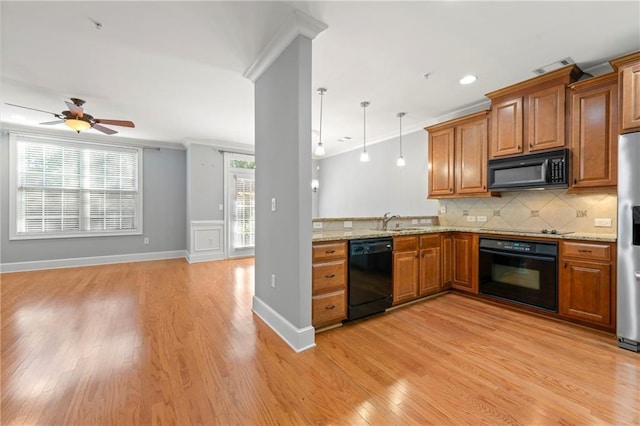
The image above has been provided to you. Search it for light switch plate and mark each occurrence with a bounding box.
[466,216,476,222]
[477,216,487,222]
[439,206,447,214]
[420,218,431,225]
[344,221,352,228]
[594,218,612,227]
[412,219,419,225]
[218,204,224,211]
[313,222,323,229]
[271,198,276,212]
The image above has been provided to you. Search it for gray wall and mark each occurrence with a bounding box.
[187,144,224,221]
[318,129,439,217]
[0,131,187,263]
[255,35,312,328]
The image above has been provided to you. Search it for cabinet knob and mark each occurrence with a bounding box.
[517,145,521,150]
[529,143,533,148]
[325,273,336,278]
[325,304,336,310]
[449,188,453,192]
[421,253,426,258]
[574,178,577,185]
[483,185,486,190]
[415,254,420,259]
[564,262,568,268]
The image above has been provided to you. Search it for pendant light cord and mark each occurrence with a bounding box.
[318,90,324,146]
[399,114,403,156]
[363,103,367,151]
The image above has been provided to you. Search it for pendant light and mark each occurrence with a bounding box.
[396,112,406,167]
[360,101,370,162]
[314,88,327,157]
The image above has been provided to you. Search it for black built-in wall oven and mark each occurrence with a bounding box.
[479,238,558,312]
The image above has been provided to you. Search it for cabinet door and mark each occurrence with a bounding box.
[455,117,488,194]
[560,260,612,327]
[620,62,640,132]
[570,79,618,189]
[441,234,453,290]
[428,127,455,197]
[419,247,441,296]
[490,97,523,158]
[452,234,474,292]
[527,84,566,151]
[393,250,419,304]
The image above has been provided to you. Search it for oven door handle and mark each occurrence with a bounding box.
[480,248,556,263]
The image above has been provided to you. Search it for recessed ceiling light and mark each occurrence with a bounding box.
[459,75,477,85]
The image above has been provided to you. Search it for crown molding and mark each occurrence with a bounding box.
[243,10,328,83]
[182,137,254,154]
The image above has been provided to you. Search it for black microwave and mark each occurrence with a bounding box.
[488,148,569,191]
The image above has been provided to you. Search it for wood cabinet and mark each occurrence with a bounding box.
[392,234,448,305]
[610,51,640,133]
[392,236,419,304]
[441,233,453,290]
[451,233,478,293]
[569,73,618,191]
[312,241,347,328]
[426,111,490,198]
[486,65,582,159]
[559,240,616,329]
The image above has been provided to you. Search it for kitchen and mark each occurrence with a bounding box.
[311,52,639,351]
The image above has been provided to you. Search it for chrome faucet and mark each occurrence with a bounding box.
[382,212,399,231]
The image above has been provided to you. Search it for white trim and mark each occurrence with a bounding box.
[252,296,315,352]
[243,10,328,83]
[0,250,187,273]
[182,138,254,154]
[187,220,225,263]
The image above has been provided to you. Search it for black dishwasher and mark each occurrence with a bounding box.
[348,238,393,321]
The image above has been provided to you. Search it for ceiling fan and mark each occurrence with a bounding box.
[5,98,135,135]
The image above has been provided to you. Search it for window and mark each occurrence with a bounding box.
[10,133,143,239]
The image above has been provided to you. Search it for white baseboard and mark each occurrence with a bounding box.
[1,250,187,273]
[186,251,225,263]
[252,295,315,352]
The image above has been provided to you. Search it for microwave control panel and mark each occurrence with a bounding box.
[549,158,565,183]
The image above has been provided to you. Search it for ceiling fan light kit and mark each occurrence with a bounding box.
[5,98,135,135]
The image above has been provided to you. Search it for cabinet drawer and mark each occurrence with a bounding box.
[312,241,347,262]
[561,241,611,261]
[420,234,440,248]
[312,290,346,326]
[393,235,418,251]
[312,260,346,293]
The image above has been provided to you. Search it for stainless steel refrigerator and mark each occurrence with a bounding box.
[617,131,640,352]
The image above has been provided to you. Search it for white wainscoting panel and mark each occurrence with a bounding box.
[188,220,225,263]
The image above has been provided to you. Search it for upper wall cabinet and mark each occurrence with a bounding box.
[426,111,492,198]
[568,73,618,191]
[610,51,640,134]
[486,65,583,159]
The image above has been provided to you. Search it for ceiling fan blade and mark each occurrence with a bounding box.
[65,101,83,118]
[94,118,135,128]
[92,123,118,135]
[5,103,64,118]
[40,120,65,125]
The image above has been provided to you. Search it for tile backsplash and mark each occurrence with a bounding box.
[438,190,617,234]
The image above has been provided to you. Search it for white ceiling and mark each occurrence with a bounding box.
[1,1,639,156]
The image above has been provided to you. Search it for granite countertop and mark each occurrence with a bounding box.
[312,226,617,243]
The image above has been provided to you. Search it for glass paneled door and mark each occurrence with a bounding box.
[225,153,255,258]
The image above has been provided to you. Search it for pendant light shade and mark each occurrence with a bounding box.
[360,101,370,162]
[396,112,406,167]
[314,88,327,157]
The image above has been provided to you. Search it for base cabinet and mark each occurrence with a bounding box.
[312,241,348,328]
[559,241,615,329]
[393,234,446,305]
[451,233,478,293]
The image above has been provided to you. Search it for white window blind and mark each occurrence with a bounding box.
[233,175,255,248]
[11,134,142,239]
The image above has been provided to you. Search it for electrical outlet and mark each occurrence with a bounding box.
[466,216,476,222]
[344,221,352,228]
[477,216,487,222]
[143,237,150,244]
[218,204,224,211]
[412,219,419,225]
[594,218,612,227]
[271,198,276,212]
[313,222,323,229]
[271,274,276,288]
[421,218,432,225]
[439,206,447,214]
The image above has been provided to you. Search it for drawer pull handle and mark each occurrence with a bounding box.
[578,249,592,254]
[325,304,336,310]
[325,250,335,254]
[564,262,567,268]
[325,274,336,278]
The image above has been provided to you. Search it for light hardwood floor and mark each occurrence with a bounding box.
[1,258,638,425]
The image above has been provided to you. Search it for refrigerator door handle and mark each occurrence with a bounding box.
[635,272,640,279]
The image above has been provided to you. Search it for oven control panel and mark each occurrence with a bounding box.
[479,238,558,256]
